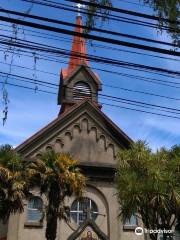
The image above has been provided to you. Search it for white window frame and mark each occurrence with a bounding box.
[124,214,138,227]
[70,198,98,225]
[27,197,43,223]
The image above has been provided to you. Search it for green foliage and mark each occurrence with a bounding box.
[0,145,86,240]
[85,0,180,42]
[0,145,22,171]
[84,0,112,32]
[27,150,86,240]
[0,145,28,223]
[141,0,180,42]
[116,141,180,240]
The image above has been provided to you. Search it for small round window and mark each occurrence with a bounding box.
[73,82,91,100]
[70,197,98,225]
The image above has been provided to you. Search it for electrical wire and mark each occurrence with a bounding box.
[66,0,180,25]
[0,7,178,48]
[0,3,180,121]
[0,23,179,63]
[0,34,180,78]
[118,0,149,7]
[1,79,180,120]
[0,44,180,89]
[1,71,180,114]
[0,11,180,58]
[1,59,180,101]
[21,0,178,33]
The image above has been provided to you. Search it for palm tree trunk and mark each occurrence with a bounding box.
[46,211,58,240]
[149,234,157,240]
[45,184,60,240]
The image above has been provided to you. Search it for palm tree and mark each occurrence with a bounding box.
[116,141,180,240]
[0,145,28,223]
[169,145,180,234]
[28,150,86,240]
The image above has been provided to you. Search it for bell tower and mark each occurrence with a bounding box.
[57,15,102,115]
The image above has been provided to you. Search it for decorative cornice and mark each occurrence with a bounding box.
[16,100,132,157]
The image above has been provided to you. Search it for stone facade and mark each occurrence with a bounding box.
[3,99,144,240]
[0,222,7,240]
[0,15,147,240]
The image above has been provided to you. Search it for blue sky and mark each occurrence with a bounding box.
[0,0,180,151]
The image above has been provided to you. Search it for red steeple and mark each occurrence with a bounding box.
[68,16,89,71]
[58,15,102,115]
[62,16,89,78]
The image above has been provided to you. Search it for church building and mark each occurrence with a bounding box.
[0,15,145,240]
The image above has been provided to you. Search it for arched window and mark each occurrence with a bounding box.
[73,82,91,100]
[124,214,137,226]
[27,197,43,222]
[70,197,98,225]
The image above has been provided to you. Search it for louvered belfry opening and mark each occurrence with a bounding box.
[58,15,102,115]
[73,81,92,100]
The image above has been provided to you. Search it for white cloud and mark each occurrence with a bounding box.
[144,117,180,136]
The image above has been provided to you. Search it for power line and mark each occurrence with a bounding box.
[0,11,180,57]
[0,80,56,95]
[1,33,180,85]
[1,59,180,101]
[65,86,180,113]
[101,102,180,120]
[3,78,180,119]
[1,42,180,90]
[21,0,178,33]
[119,0,149,7]
[4,73,179,114]
[66,0,180,25]
[99,96,180,115]
[0,23,179,63]
[0,58,58,76]
[1,79,180,120]
[0,34,180,78]
[103,83,180,101]
[0,71,58,89]
[1,38,180,81]
[1,70,180,114]
[0,5,179,120]
[0,71,59,87]
[0,7,177,49]
[70,90,180,115]
[0,44,180,90]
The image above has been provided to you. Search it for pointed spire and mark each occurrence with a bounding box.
[58,14,102,114]
[68,16,89,73]
[62,16,88,78]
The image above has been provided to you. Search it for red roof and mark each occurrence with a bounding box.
[62,16,89,79]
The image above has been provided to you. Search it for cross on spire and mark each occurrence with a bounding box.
[75,3,85,16]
